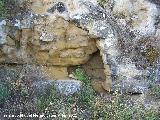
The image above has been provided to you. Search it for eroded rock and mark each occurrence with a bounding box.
[54,79,82,95]
[0,0,159,94]
[0,16,98,66]
[31,79,82,96]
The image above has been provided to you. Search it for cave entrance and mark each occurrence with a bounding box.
[82,50,106,80]
[68,50,106,92]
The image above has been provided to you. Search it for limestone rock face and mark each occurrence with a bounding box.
[113,0,158,35]
[32,16,97,66]
[0,0,159,93]
[0,0,99,80]
[0,16,97,66]
[57,0,159,93]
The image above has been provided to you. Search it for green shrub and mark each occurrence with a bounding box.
[35,84,58,113]
[72,67,96,105]
[0,0,5,18]
[0,0,17,18]
[149,85,160,98]
[97,0,107,6]
[92,95,160,120]
[72,67,89,83]
[0,81,12,102]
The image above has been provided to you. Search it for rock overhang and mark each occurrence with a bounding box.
[0,0,159,94]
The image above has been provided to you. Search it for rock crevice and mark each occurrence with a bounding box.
[0,0,159,93]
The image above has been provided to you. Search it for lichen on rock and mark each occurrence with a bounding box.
[0,0,159,94]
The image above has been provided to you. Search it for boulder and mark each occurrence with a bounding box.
[54,79,82,95]
[31,79,82,96]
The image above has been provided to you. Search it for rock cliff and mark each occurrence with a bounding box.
[0,0,159,93]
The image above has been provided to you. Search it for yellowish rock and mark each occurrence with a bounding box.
[47,55,90,66]
[6,36,15,46]
[42,66,68,79]
[46,27,66,37]
[0,50,5,62]
[31,0,46,14]
[35,51,49,64]
[91,80,106,93]
[67,23,88,36]
[101,76,112,92]
[60,48,85,58]
[49,17,69,29]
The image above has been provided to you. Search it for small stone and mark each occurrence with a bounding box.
[42,66,68,79]
[48,2,66,13]
[56,2,66,13]
[47,6,56,13]
[54,79,82,95]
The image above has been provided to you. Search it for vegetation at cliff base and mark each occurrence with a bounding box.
[0,66,159,119]
[0,0,5,18]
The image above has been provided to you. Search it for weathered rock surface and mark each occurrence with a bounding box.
[0,65,82,95]
[31,79,82,96]
[84,51,107,78]
[54,79,82,95]
[113,0,158,35]
[0,17,97,66]
[69,0,159,93]
[0,0,160,93]
[0,65,69,82]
